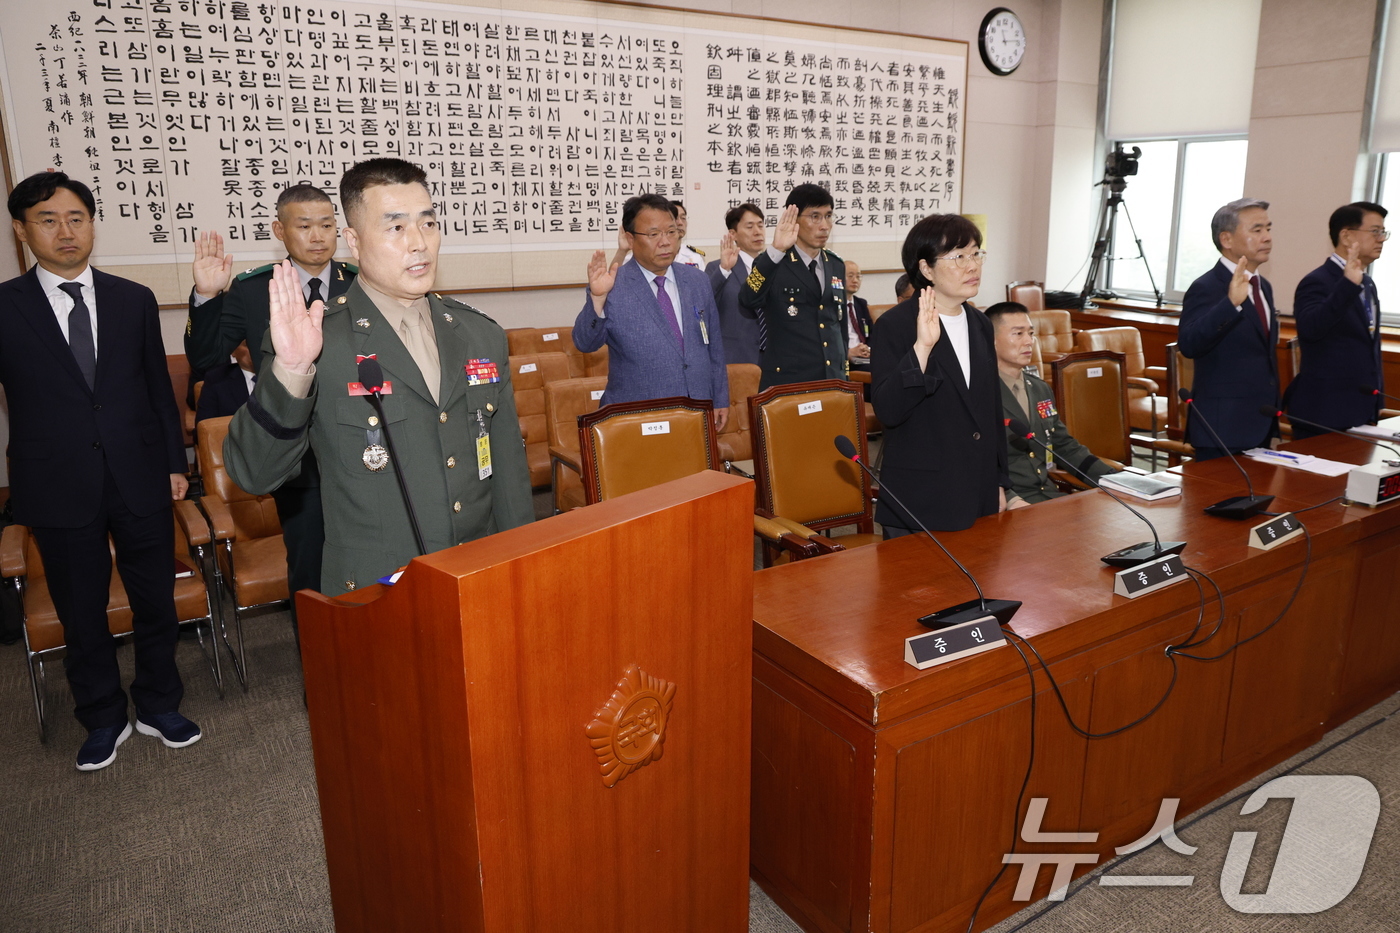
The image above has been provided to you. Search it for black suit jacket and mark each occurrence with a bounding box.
[194,361,252,422]
[870,297,1009,531]
[738,246,850,389]
[1178,260,1280,450]
[0,266,186,528]
[1287,259,1383,431]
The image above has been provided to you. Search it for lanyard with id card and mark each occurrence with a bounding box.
[475,409,492,480]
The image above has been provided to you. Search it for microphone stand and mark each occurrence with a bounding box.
[358,358,428,556]
[834,436,1021,629]
[1265,406,1400,463]
[1177,390,1274,519]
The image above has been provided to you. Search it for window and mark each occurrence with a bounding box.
[1368,153,1400,326]
[1104,137,1248,303]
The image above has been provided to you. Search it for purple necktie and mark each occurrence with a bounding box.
[654,275,683,348]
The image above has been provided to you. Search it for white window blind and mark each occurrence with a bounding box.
[1371,4,1400,152]
[1107,0,1262,140]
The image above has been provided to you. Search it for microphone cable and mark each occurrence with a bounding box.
[964,632,1039,933]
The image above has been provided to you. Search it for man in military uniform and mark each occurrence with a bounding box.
[670,201,706,269]
[186,183,356,610]
[224,158,533,594]
[988,302,1121,503]
[738,183,849,390]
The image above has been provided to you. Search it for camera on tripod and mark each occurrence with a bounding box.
[1105,144,1141,180]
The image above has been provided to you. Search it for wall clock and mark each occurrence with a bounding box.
[979,7,1027,76]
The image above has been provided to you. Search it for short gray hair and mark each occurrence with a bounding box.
[1211,198,1270,252]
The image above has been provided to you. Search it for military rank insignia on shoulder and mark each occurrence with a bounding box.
[235,262,276,281]
[337,262,358,279]
[435,293,497,324]
[690,245,706,257]
[745,266,766,291]
[823,248,843,261]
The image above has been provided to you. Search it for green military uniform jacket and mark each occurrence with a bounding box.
[738,245,850,390]
[223,280,534,594]
[1000,369,1116,503]
[185,259,357,375]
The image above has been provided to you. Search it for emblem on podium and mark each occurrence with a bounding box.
[586,664,676,788]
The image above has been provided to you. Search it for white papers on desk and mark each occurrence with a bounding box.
[1349,424,1400,440]
[1244,448,1354,477]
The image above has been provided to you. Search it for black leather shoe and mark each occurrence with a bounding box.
[76,722,132,771]
[135,711,202,748]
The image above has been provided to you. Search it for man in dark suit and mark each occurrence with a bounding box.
[705,202,766,367]
[739,183,850,390]
[1287,201,1388,437]
[575,194,729,428]
[185,184,356,616]
[194,341,254,423]
[1179,198,1280,461]
[843,261,875,368]
[1,172,198,770]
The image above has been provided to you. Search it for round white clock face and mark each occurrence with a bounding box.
[980,8,1027,76]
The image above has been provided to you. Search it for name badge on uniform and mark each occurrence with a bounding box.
[783,286,800,317]
[696,308,709,344]
[475,409,492,480]
[465,359,501,386]
[1036,398,1056,419]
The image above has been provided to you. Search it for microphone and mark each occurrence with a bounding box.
[1262,406,1400,461]
[1176,389,1274,519]
[1360,385,1400,406]
[1005,419,1186,567]
[358,356,428,556]
[833,435,1021,629]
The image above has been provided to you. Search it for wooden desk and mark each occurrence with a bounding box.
[750,434,1400,933]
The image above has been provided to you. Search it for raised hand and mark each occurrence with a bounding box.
[1227,255,1254,308]
[192,230,233,299]
[914,284,942,363]
[611,224,630,268]
[588,249,621,315]
[719,232,739,271]
[1343,239,1365,286]
[772,205,799,253]
[267,259,323,374]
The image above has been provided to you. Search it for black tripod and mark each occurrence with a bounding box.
[1080,146,1163,308]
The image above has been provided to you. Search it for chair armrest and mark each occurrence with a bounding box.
[1,523,29,578]
[1049,468,1093,492]
[549,444,582,476]
[806,534,847,554]
[768,515,819,539]
[1097,457,1126,472]
[1382,408,1400,419]
[198,495,238,542]
[725,461,754,479]
[753,516,819,560]
[1144,366,1168,384]
[174,499,212,547]
[848,370,872,384]
[1041,350,1067,363]
[1125,376,1160,394]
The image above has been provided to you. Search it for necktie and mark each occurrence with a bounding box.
[398,306,441,404]
[1250,275,1268,335]
[653,275,683,348]
[746,258,769,352]
[58,281,96,390]
[809,258,822,294]
[307,277,323,308]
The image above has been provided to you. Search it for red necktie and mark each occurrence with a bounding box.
[1250,275,1268,335]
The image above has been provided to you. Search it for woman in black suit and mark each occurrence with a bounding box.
[870,214,1026,535]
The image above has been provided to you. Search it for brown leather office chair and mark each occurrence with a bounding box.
[577,397,722,505]
[1146,342,1196,466]
[845,369,882,436]
[511,352,574,487]
[1006,281,1046,311]
[195,414,289,688]
[1049,351,1133,466]
[1075,326,1169,440]
[749,379,879,564]
[565,343,609,378]
[546,376,609,513]
[718,363,762,467]
[506,326,572,357]
[2,501,221,741]
[1029,309,1077,392]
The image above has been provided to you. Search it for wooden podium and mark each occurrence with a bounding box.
[296,472,754,933]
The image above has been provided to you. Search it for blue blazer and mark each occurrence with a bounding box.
[1178,260,1280,451]
[0,266,186,528]
[573,260,729,409]
[704,258,762,366]
[1286,258,1383,431]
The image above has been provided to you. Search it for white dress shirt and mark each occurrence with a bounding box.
[718,252,755,280]
[1218,256,1271,322]
[36,263,98,359]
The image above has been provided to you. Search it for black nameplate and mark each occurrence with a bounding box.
[1113,554,1189,599]
[905,615,1007,670]
[1248,512,1304,550]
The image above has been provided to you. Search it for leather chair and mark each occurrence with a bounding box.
[1029,309,1076,360]
[1075,326,1169,440]
[1151,342,1196,465]
[511,352,574,487]
[1006,281,1046,311]
[565,343,609,378]
[506,326,572,357]
[195,414,289,688]
[1049,351,1133,466]
[718,363,762,468]
[1,500,222,741]
[749,379,880,564]
[577,397,722,505]
[546,376,609,512]
[845,369,882,436]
